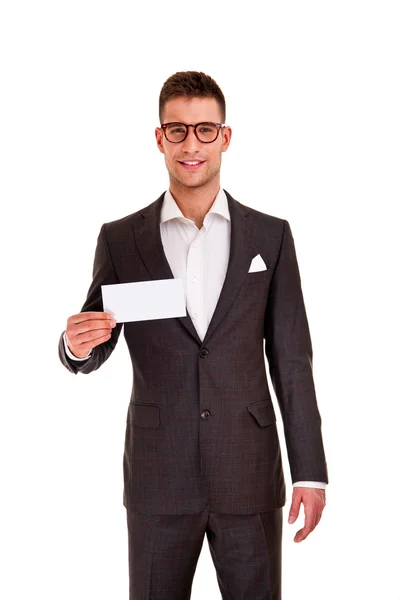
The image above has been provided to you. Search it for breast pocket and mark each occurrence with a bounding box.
[242,269,272,286]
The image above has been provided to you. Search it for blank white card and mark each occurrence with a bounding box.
[101,278,186,323]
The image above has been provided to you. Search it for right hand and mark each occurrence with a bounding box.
[65,311,116,359]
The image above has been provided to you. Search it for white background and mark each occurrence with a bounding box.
[1,1,398,598]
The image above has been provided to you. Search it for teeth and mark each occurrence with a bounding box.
[182,161,202,165]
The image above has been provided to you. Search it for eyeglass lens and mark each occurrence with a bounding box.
[165,122,219,143]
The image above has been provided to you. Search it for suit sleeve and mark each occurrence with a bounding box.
[58,222,123,375]
[264,220,328,484]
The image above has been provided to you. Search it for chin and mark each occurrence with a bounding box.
[171,172,207,188]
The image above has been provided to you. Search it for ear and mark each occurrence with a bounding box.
[155,127,165,154]
[221,126,232,152]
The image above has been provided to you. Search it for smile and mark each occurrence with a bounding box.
[178,160,205,171]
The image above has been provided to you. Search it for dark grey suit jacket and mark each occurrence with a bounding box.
[58,189,328,515]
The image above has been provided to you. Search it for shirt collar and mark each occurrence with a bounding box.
[160,186,231,224]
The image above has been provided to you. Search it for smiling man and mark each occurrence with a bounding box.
[155,95,229,231]
[59,71,328,600]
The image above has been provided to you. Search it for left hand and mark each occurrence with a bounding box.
[288,487,326,543]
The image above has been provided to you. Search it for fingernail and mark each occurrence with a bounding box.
[288,516,295,523]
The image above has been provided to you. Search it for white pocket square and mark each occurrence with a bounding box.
[248,254,267,273]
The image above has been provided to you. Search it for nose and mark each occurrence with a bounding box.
[181,126,202,152]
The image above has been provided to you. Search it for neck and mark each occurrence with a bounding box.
[168,178,221,229]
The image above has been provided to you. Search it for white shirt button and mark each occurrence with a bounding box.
[192,242,198,248]
[192,312,197,320]
[192,277,197,283]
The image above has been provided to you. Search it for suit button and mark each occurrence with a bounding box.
[200,348,209,358]
[201,410,211,419]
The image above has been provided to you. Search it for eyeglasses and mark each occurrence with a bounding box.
[160,122,225,144]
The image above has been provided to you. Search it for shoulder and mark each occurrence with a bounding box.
[226,190,288,239]
[99,193,164,241]
[248,204,286,231]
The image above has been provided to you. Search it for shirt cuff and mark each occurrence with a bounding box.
[293,481,327,489]
[63,332,92,361]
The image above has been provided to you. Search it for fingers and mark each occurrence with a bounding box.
[67,312,115,337]
[294,508,317,543]
[65,311,117,358]
[66,328,114,358]
[72,318,116,336]
[69,311,114,324]
[289,488,326,543]
[74,327,114,346]
[288,493,302,524]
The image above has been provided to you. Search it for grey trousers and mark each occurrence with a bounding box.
[126,503,283,600]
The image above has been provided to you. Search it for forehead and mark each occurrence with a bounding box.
[162,96,222,123]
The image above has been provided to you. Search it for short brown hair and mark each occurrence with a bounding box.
[159,71,226,124]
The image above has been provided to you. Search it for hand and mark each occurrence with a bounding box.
[65,311,116,358]
[288,487,326,543]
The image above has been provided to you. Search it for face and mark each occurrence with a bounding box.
[155,96,232,190]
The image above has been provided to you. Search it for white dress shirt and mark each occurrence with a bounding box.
[64,187,326,490]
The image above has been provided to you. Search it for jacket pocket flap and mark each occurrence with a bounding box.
[247,399,276,427]
[128,402,160,429]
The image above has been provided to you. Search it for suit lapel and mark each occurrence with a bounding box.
[132,189,256,346]
[133,192,202,344]
[202,190,255,345]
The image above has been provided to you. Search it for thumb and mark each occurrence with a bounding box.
[288,496,301,524]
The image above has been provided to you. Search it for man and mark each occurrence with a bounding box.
[58,71,328,600]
